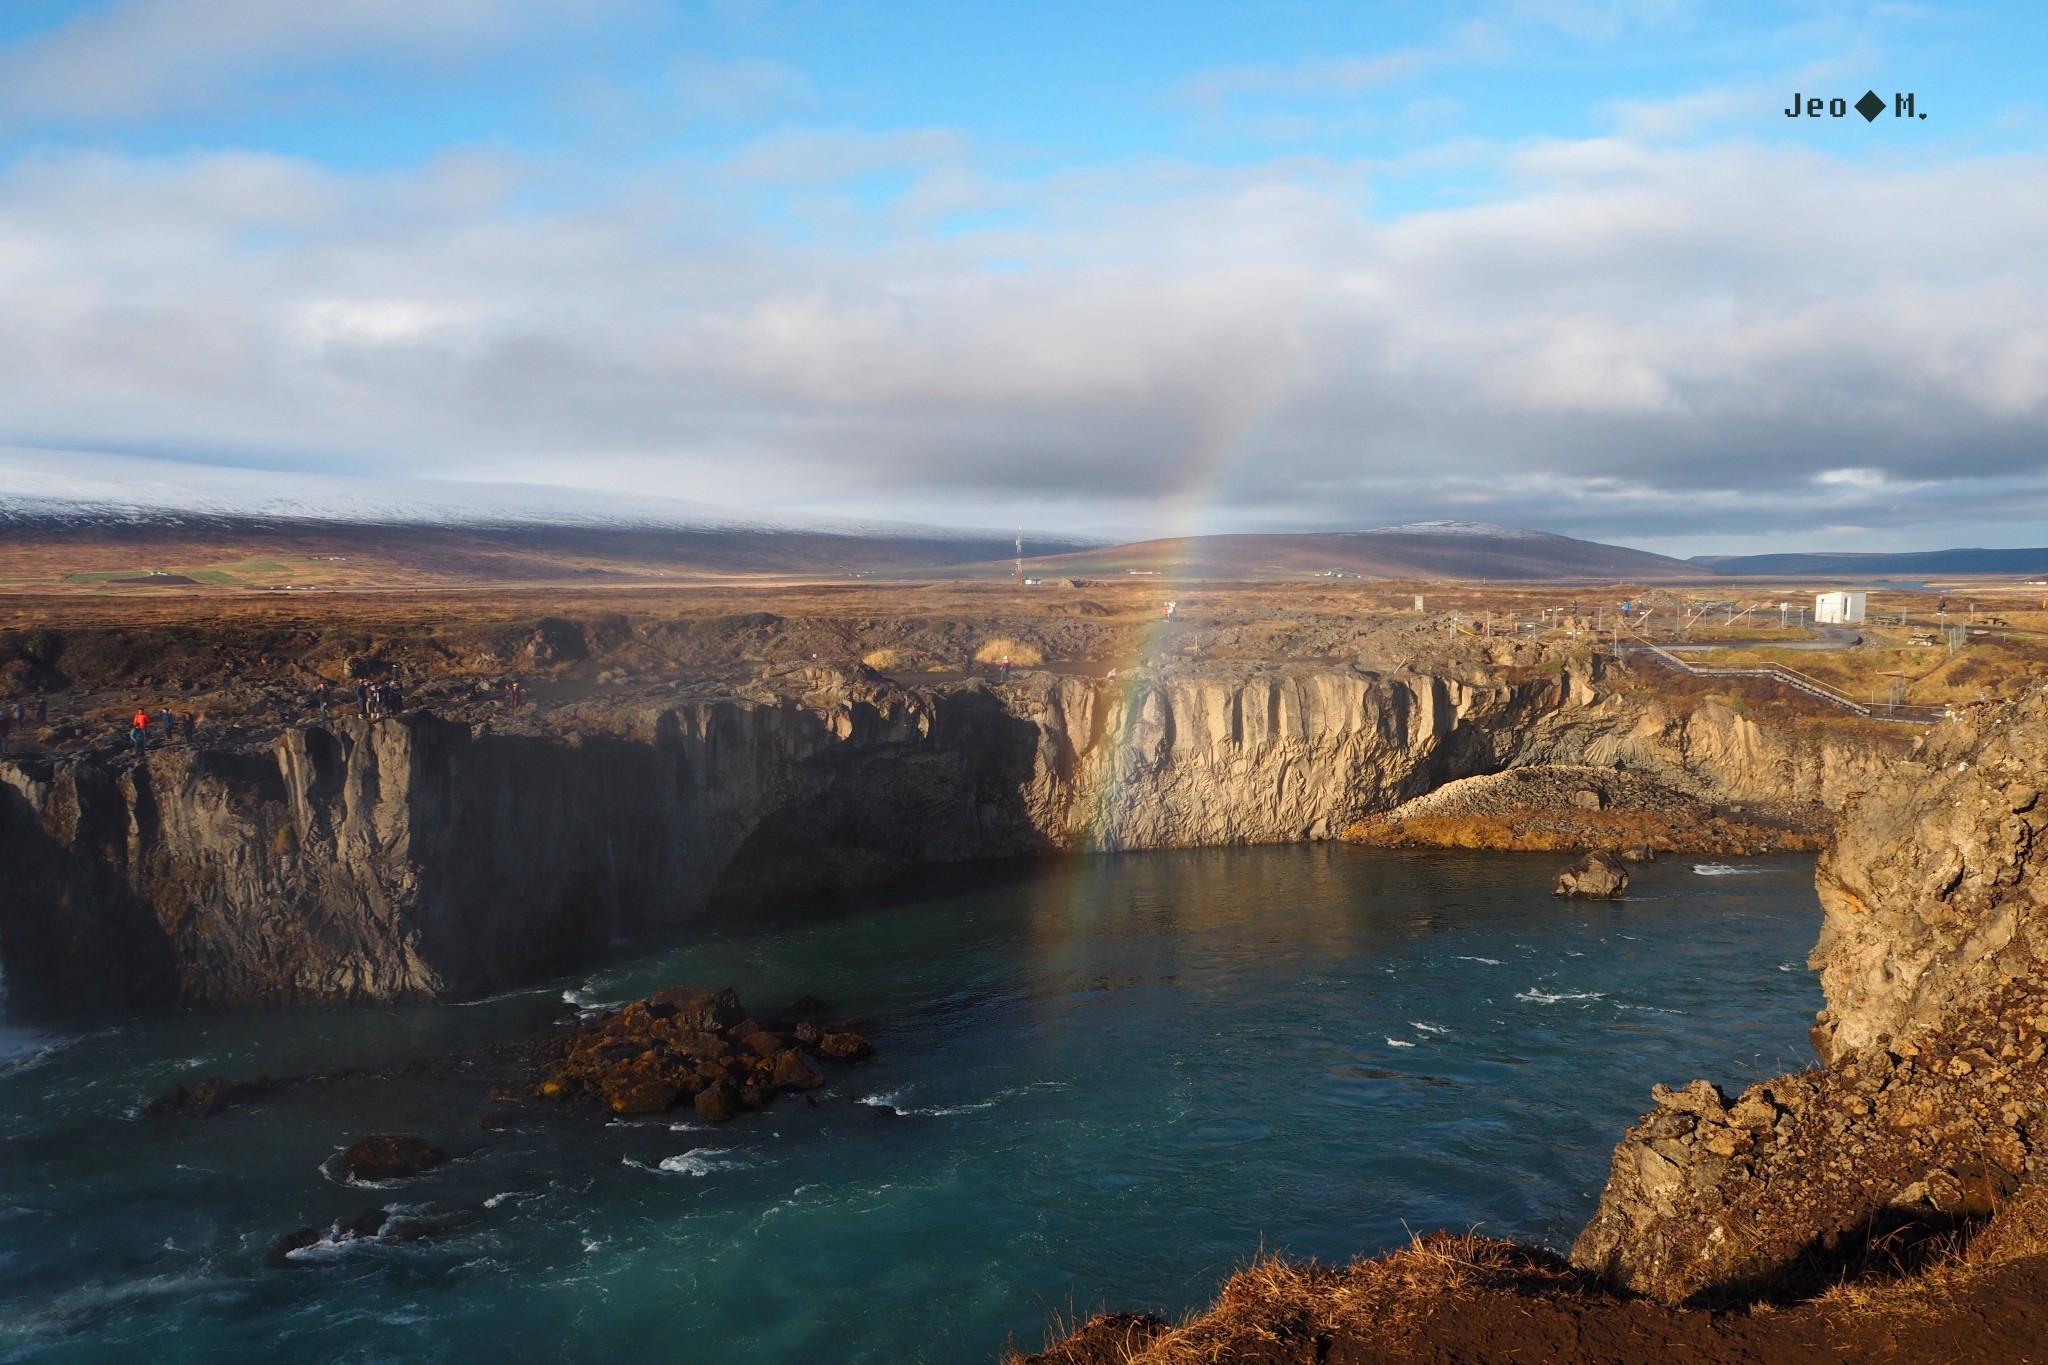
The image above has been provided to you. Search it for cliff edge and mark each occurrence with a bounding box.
[1573,689,2048,1303]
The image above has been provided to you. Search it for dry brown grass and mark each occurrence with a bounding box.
[974,638,1044,666]
[1011,1232,1578,1365]
[860,647,902,671]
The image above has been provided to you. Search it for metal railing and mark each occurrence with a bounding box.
[1618,642,1944,724]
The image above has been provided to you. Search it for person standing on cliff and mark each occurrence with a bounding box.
[181,712,196,743]
[0,709,12,757]
[34,697,46,725]
[355,679,369,717]
[131,709,148,753]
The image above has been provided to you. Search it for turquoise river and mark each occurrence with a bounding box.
[0,846,1824,1363]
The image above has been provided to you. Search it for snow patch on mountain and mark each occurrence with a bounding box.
[1361,520,1550,540]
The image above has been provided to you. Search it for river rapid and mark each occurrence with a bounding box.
[0,846,1822,1364]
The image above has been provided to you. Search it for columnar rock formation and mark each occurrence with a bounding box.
[0,659,1882,1017]
[1573,690,2048,1304]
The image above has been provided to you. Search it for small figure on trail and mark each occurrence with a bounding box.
[999,656,1011,679]
[0,710,12,757]
[355,680,370,717]
[130,711,148,754]
[34,697,46,724]
[159,709,175,739]
[181,713,196,743]
[1106,667,1117,680]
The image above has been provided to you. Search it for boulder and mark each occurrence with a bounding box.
[1553,851,1628,899]
[147,1074,276,1118]
[694,1081,740,1123]
[769,1050,825,1091]
[335,1134,446,1182]
[648,986,745,1032]
[268,1227,322,1265]
[817,1031,874,1062]
[603,1076,680,1115]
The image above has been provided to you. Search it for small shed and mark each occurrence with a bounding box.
[1814,590,1867,625]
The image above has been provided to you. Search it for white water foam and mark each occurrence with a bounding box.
[1385,1038,1416,1048]
[1692,863,1763,876]
[1409,1022,1449,1035]
[1454,956,1502,966]
[623,1147,748,1178]
[1516,989,1606,1005]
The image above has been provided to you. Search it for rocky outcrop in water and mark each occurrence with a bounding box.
[335,1135,446,1182]
[0,659,1885,1017]
[1553,851,1629,898]
[1572,691,2048,1304]
[517,985,858,1119]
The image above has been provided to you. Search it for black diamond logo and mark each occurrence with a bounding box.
[1856,90,1885,122]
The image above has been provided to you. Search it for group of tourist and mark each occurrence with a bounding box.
[354,676,405,718]
[128,707,196,753]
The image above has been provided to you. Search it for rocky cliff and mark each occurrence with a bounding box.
[0,659,1881,1018]
[1573,690,2048,1304]
[0,665,1515,1014]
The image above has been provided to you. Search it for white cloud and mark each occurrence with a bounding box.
[0,130,2045,542]
[0,0,607,126]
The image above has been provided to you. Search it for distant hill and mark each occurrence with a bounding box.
[985,521,1709,582]
[0,448,1094,582]
[1693,549,2048,578]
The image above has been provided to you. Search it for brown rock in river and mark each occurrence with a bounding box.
[603,1076,681,1115]
[647,986,745,1033]
[817,1031,874,1062]
[770,1049,825,1091]
[335,1134,445,1182]
[1552,850,1628,898]
[694,1081,740,1123]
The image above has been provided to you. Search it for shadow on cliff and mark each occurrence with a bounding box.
[0,757,180,1018]
[706,686,1057,913]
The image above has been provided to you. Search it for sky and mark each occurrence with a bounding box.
[0,1,2043,554]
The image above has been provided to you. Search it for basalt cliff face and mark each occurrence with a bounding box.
[1573,690,2048,1304]
[0,660,1873,1017]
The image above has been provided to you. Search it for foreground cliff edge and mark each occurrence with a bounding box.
[0,653,1876,1017]
[1019,689,2048,1364]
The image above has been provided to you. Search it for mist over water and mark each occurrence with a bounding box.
[0,847,1822,1364]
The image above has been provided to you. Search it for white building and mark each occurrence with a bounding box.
[1814,590,1867,624]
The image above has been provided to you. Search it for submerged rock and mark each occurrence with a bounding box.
[335,1134,446,1182]
[146,1075,276,1118]
[1552,851,1628,899]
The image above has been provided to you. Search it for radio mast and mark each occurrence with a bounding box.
[1014,526,1022,586]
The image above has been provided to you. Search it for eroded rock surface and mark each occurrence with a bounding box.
[0,658,1890,1015]
[1573,691,2048,1304]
